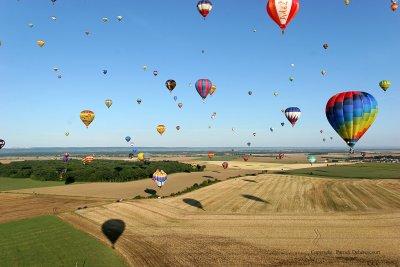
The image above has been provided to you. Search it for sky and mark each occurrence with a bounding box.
[0,0,399,148]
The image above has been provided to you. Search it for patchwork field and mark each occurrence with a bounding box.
[59,173,400,266]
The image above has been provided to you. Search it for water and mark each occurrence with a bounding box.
[1,147,399,157]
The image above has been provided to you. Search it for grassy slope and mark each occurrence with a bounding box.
[0,177,64,191]
[0,216,127,267]
[285,163,400,179]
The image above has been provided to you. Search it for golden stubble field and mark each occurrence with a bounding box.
[58,173,400,267]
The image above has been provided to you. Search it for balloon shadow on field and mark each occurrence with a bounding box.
[242,179,257,183]
[101,219,126,249]
[241,194,269,204]
[144,188,157,195]
[183,198,205,210]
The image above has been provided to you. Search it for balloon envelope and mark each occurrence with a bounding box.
[105,99,112,108]
[379,80,391,92]
[197,0,213,19]
[0,139,5,149]
[222,162,228,169]
[156,125,166,135]
[152,169,167,188]
[125,136,131,142]
[326,91,378,148]
[195,79,213,101]
[307,155,317,164]
[266,0,300,33]
[80,110,95,128]
[285,107,301,126]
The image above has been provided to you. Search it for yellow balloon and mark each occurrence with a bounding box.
[53,67,59,71]
[156,125,166,135]
[137,152,144,161]
[210,84,216,95]
[80,110,95,128]
[37,40,45,47]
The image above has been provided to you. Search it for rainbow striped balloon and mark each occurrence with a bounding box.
[326,91,378,148]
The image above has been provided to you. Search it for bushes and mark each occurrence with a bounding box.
[0,160,204,183]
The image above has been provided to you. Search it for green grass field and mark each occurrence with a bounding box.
[0,177,64,191]
[285,163,400,179]
[0,216,127,267]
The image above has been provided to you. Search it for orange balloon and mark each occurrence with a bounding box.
[156,125,166,135]
[208,152,214,160]
[209,84,216,95]
[80,110,95,128]
[37,40,45,47]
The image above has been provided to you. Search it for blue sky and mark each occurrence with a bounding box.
[0,0,398,148]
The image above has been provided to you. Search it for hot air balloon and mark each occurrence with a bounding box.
[102,17,108,22]
[243,156,249,162]
[391,3,398,10]
[323,138,326,142]
[285,107,301,127]
[195,79,213,101]
[82,155,94,165]
[291,63,295,67]
[266,0,300,33]
[65,132,69,136]
[345,0,350,5]
[103,70,107,75]
[289,76,294,82]
[208,152,214,160]
[117,16,123,21]
[173,96,178,101]
[152,169,167,188]
[28,23,33,28]
[274,91,279,97]
[137,98,142,104]
[278,153,285,159]
[270,127,274,132]
[307,155,316,165]
[321,70,326,76]
[0,139,5,149]
[361,151,366,157]
[53,67,59,71]
[80,110,95,128]
[326,91,378,150]
[132,147,137,153]
[57,74,62,79]
[281,109,285,113]
[50,16,56,21]
[130,142,134,147]
[281,122,285,126]
[176,126,181,131]
[143,66,147,71]
[153,70,158,76]
[247,142,251,147]
[232,127,235,132]
[178,103,183,109]
[320,130,323,134]
[197,0,213,19]
[85,31,90,36]
[210,84,217,95]
[156,125,166,135]
[63,153,70,163]
[323,43,328,49]
[379,80,391,92]
[253,133,256,136]
[105,99,112,108]
[51,0,56,5]
[211,112,216,119]
[330,137,333,140]
[37,40,45,47]
[137,152,144,161]
[222,162,228,169]
[125,136,131,142]
[165,80,176,93]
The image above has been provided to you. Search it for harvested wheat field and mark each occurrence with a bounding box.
[60,174,400,266]
[0,193,110,223]
[11,169,261,199]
